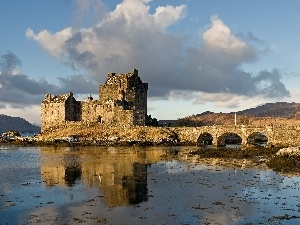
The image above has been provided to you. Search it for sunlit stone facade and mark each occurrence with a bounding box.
[41,69,148,133]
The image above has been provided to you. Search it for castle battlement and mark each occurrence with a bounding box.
[41,69,148,133]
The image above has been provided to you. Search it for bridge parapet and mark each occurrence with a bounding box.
[171,125,300,147]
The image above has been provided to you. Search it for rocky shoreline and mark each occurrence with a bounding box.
[2,129,300,174]
[0,124,300,172]
[0,125,180,147]
[3,124,300,149]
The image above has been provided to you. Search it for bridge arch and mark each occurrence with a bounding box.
[217,132,242,147]
[247,132,268,147]
[197,132,213,147]
[170,130,180,144]
[170,125,300,147]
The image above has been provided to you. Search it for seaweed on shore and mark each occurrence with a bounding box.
[267,155,300,173]
[188,147,280,159]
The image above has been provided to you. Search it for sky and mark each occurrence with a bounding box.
[1,0,300,125]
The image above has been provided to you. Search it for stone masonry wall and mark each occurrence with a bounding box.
[171,125,300,147]
[41,69,148,133]
[99,69,147,112]
[39,122,300,148]
[41,101,65,131]
[41,93,77,132]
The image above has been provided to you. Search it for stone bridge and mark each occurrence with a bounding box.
[170,125,300,147]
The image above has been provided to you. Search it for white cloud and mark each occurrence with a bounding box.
[0,51,95,111]
[201,16,257,67]
[192,89,300,113]
[26,0,187,76]
[283,89,300,102]
[26,28,73,57]
[25,0,289,104]
[153,4,187,29]
[193,92,240,108]
[72,0,108,28]
[203,16,246,51]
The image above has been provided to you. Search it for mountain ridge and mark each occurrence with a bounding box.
[0,114,41,134]
[179,102,300,126]
[236,102,300,118]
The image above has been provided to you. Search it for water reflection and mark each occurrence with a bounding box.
[121,163,148,205]
[41,149,82,187]
[63,151,82,186]
[2,146,300,224]
[40,146,175,207]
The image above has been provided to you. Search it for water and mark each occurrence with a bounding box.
[1,145,300,224]
[19,131,38,137]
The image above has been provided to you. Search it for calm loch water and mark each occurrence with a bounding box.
[1,145,300,225]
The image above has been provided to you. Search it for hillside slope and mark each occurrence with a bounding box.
[0,114,40,134]
[237,102,300,118]
[178,102,300,126]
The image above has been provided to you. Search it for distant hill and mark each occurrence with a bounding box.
[0,114,41,134]
[158,120,178,126]
[179,102,300,126]
[236,102,300,118]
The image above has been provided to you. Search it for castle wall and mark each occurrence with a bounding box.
[41,69,148,133]
[99,69,148,113]
[80,100,103,123]
[112,107,135,125]
[41,102,66,132]
[134,110,146,125]
[41,93,82,133]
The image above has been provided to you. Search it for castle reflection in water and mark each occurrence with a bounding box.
[40,146,178,207]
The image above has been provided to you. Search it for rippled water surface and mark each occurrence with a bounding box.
[1,145,300,224]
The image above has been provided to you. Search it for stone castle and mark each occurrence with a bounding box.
[41,69,148,133]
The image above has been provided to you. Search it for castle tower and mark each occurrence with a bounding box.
[41,92,81,132]
[98,69,148,125]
